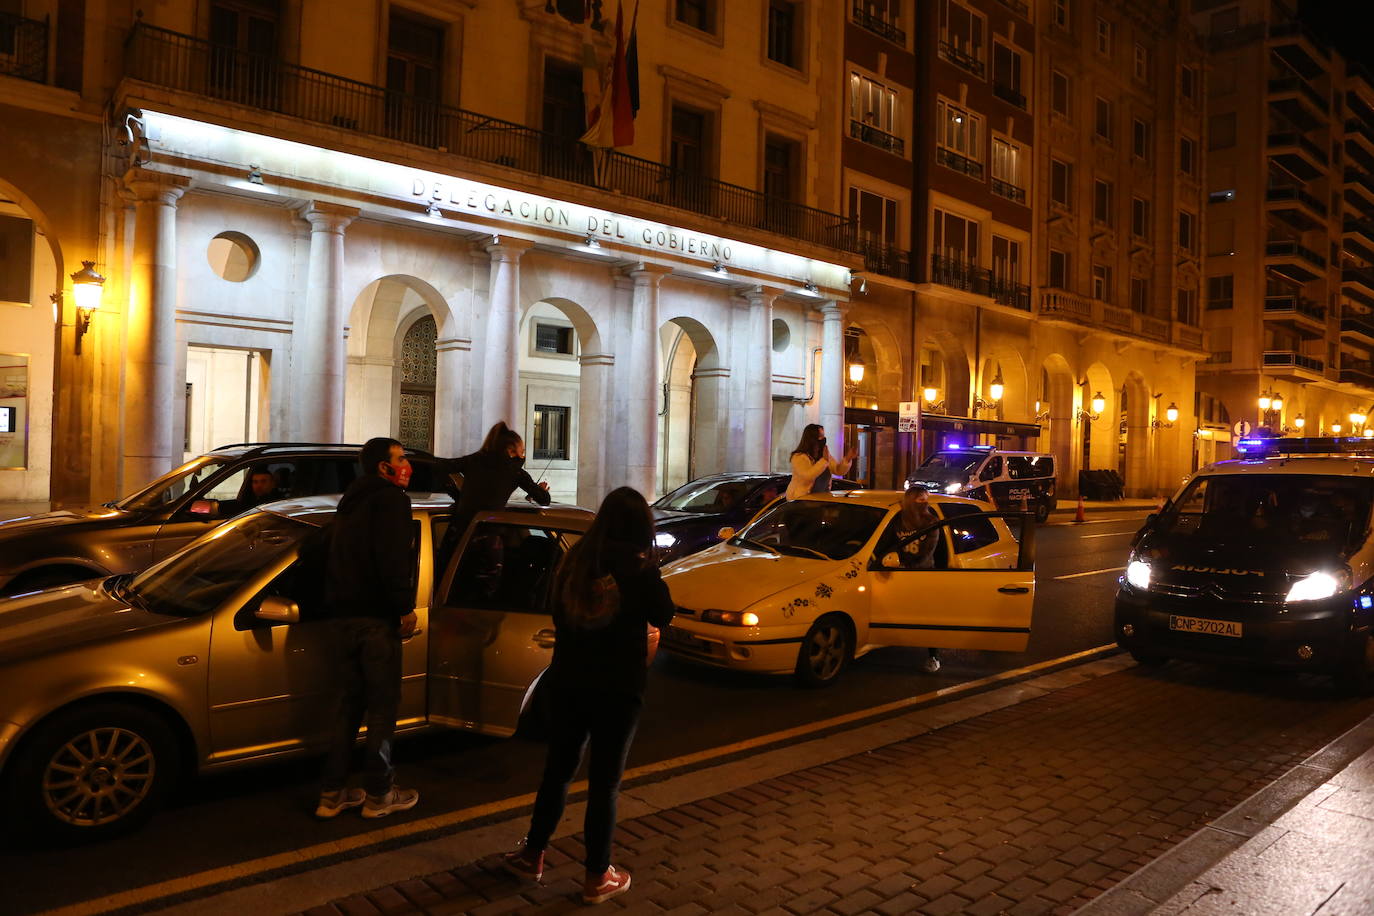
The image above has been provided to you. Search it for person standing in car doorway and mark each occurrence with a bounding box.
[315,437,421,820]
[890,485,944,673]
[434,421,552,568]
[786,423,858,500]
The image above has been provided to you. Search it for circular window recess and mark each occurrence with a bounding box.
[207,232,260,282]
[772,318,791,353]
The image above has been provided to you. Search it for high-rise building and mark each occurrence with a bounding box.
[1196,0,1374,446]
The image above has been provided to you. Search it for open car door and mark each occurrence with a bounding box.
[865,508,1035,652]
[427,518,579,736]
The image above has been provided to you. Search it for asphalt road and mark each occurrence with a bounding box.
[0,511,1150,915]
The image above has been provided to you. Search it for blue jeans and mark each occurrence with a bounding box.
[319,617,402,797]
[525,688,642,874]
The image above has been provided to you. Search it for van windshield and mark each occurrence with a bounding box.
[1160,474,1374,553]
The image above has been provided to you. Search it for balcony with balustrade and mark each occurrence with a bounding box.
[937,41,985,79]
[936,147,984,180]
[1339,359,1374,390]
[1346,169,1374,210]
[851,3,906,46]
[849,119,904,156]
[122,23,862,259]
[1267,72,1330,127]
[1262,295,1327,336]
[1340,309,1374,346]
[1265,237,1328,282]
[1262,349,1326,381]
[1265,184,1327,230]
[1267,130,1329,180]
[1037,289,1204,351]
[0,10,47,83]
[1346,117,1374,156]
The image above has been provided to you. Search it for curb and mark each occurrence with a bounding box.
[84,649,1129,916]
[1074,709,1374,915]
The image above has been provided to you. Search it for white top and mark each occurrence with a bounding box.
[786,451,853,500]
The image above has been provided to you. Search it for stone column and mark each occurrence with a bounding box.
[819,301,846,454]
[295,201,358,441]
[433,334,472,457]
[743,287,781,472]
[577,352,614,506]
[625,265,671,499]
[482,239,532,438]
[122,168,190,493]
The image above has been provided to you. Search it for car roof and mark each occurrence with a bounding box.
[1198,457,1374,477]
[259,493,596,526]
[929,448,1051,458]
[791,489,993,510]
[205,442,436,459]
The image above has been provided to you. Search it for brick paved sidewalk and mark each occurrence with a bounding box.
[285,662,1374,916]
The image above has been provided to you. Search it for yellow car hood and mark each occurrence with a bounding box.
[661,543,838,611]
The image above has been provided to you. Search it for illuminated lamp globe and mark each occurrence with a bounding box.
[923,386,939,405]
[1165,403,1180,424]
[1333,423,1344,435]
[1271,394,1284,411]
[70,261,105,312]
[988,374,1005,402]
[848,361,866,384]
[1091,392,1107,416]
[1365,428,1374,439]
[1295,414,1306,429]
[1258,394,1272,411]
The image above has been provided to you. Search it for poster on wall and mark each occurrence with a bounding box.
[0,355,27,469]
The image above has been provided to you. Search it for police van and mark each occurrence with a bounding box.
[907,446,1058,522]
[1116,436,1374,693]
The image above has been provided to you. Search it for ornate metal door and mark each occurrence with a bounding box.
[399,315,436,452]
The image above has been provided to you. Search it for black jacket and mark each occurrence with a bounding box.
[438,451,552,532]
[325,474,415,622]
[548,547,676,698]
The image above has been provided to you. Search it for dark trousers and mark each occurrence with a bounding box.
[525,688,642,875]
[320,617,403,798]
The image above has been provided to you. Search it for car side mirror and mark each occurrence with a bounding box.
[255,595,300,625]
[717,526,735,541]
[189,499,220,519]
[881,552,902,569]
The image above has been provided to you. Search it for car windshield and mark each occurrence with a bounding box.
[114,456,235,511]
[655,478,764,512]
[734,499,888,560]
[1160,473,1374,553]
[920,451,985,474]
[126,512,317,616]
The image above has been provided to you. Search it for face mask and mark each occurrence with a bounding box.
[511,454,526,468]
[382,460,412,488]
[817,437,827,448]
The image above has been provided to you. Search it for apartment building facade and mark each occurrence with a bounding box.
[1196,0,1374,445]
[1,0,863,506]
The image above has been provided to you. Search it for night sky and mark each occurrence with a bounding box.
[1298,0,1374,71]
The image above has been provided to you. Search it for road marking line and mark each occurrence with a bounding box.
[1078,531,1134,539]
[1046,517,1143,527]
[1054,566,1126,580]
[39,644,1120,916]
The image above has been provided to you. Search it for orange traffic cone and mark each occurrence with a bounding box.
[1074,492,1086,523]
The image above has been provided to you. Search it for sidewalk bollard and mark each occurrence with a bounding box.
[1074,493,1086,523]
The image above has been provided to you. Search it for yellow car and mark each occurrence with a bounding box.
[660,491,1036,686]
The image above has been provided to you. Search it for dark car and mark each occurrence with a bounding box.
[651,472,858,564]
[0,442,439,596]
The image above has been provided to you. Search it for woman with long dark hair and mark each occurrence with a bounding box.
[502,487,675,905]
[436,421,551,565]
[785,423,858,499]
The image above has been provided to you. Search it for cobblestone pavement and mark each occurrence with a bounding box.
[301,664,1374,916]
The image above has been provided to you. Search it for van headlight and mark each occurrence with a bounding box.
[944,482,963,494]
[1125,560,1151,590]
[654,532,678,549]
[1286,571,1342,603]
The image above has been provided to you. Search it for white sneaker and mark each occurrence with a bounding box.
[314,787,365,818]
[362,786,419,818]
[923,655,942,673]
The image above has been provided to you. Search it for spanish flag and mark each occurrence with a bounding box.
[581,1,639,149]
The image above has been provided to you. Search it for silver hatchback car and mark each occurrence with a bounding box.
[0,494,591,842]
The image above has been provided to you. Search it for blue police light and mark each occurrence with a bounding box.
[1360,595,1373,610]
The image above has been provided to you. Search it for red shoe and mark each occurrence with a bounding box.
[582,865,631,904]
[502,846,544,882]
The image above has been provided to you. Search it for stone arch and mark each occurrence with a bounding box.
[1041,354,1077,495]
[659,315,724,490]
[979,346,1029,429]
[1120,370,1152,496]
[515,295,608,505]
[927,329,971,417]
[1081,361,1116,476]
[344,274,460,453]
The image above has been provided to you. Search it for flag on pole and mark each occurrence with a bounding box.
[625,1,640,118]
[581,1,638,149]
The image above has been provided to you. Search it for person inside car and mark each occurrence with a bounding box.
[243,466,284,509]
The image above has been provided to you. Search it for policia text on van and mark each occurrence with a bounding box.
[1115,436,1374,693]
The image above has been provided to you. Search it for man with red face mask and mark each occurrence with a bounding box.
[315,437,420,820]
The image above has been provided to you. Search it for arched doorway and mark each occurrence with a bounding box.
[1041,355,1076,494]
[397,315,436,451]
[658,317,723,491]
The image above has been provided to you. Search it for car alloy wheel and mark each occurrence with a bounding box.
[43,726,156,827]
[795,616,851,687]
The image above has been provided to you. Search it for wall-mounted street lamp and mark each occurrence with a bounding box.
[1077,391,1107,422]
[1331,422,1344,435]
[973,371,1004,415]
[848,361,866,385]
[1258,389,1284,428]
[70,260,105,355]
[1033,400,1051,422]
[1152,401,1181,429]
[923,386,945,414]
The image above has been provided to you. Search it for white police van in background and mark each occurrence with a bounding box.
[1116,436,1374,693]
[907,446,1058,522]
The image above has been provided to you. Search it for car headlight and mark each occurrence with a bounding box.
[943,482,963,494]
[1286,571,1342,603]
[1125,560,1151,590]
[700,609,760,626]
[654,532,678,549]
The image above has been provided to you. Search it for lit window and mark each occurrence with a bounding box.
[532,404,571,460]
